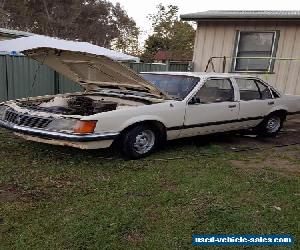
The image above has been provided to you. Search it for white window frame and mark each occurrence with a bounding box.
[232,31,279,73]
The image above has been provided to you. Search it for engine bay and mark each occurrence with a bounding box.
[16,94,146,116]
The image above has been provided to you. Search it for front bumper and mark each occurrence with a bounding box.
[0,120,119,142]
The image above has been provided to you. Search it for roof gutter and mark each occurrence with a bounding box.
[180,16,300,21]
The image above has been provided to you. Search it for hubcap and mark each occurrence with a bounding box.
[133,130,155,154]
[266,116,281,133]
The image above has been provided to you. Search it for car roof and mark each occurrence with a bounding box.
[140,71,254,78]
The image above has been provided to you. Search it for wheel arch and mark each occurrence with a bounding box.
[117,119,167,144]
[267,109,288,120]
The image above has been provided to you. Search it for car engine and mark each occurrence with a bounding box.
[17,96,119,116]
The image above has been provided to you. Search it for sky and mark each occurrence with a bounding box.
[110,0,300,43]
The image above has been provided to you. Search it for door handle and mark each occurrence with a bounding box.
[268,101,274,105]
[228,104,237,108]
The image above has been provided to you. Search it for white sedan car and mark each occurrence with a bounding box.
[0,47,300,158]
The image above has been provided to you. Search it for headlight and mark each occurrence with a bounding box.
[47,119,78,133]
[0,105,7,120]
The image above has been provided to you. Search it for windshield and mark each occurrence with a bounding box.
[140,73,200,100]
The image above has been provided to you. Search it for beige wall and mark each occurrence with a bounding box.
[193,20,300,95]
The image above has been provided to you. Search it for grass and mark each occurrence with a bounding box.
[0,129,299,249]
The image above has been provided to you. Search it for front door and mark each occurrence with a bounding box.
[181,78,239,137]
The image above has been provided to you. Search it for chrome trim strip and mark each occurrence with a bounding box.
[167,115,264,131]
[0,120,119,142]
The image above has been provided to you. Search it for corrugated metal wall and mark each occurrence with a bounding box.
[193,20,300,95]
[58,75,83,94]
[0,55,190,101]
[124,62,189,72]
[5,56,56,99]
[168,63,189,72]
[0,55,84,101]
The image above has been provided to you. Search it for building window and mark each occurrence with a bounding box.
[233,31,279,73]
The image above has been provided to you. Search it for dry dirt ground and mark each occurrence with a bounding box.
[161,114,299,179]
[210,115,300,177]
[145,114,300,177]
[215,115,300,148]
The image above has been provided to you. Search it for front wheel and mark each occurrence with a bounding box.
[255,113,284,137]
[119,125,157,159]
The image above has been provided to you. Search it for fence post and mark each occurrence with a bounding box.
[4,56,9,101]
[54,71,60,94]
[166,60,170,71]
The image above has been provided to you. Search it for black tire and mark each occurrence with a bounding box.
[255,112,285,137]
[119,124,157,159]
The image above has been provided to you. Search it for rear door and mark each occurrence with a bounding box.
[181,78,240,137]
[234,78,274,129]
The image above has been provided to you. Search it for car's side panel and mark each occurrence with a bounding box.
[178,77,240,137]
[236,99,269,128]
[84,101,187,140]
[180,102,240,137]
[280,95,300,114]
[232,77,287,129]
[266,102,288,115]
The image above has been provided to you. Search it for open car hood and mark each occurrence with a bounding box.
[23,48,168,99]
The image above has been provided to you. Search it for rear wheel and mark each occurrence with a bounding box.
[255,113,285,137]
[119,125,157,159]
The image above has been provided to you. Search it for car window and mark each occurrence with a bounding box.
[255,80,273,99]
[140,73,200,100]
[236,79,261,101]
[195,78,234,103]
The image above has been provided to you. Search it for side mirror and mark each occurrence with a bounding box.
[189,96,201,105]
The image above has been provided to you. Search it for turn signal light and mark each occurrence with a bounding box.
[74,120,97,134]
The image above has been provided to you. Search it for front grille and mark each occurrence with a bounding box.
[4,109,53,129]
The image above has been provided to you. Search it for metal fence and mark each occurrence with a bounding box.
[124,62,167,72]
[0,55,190,101]
[124,61,190,72]
[168,62,190,72]
[0,55,82,101]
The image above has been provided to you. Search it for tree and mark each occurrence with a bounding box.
[0,0,139,55]
[110,3,140,55]
[142,4,195,62]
